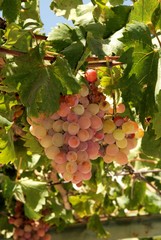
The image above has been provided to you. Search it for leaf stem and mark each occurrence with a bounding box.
[15,157,22,181]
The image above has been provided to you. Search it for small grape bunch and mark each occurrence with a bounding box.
[102,104,144,165]
[8,202,51,240]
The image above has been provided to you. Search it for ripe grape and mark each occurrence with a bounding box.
[66,151,77,162]
[78,116,91,129]
[29,125,46,139]
[54,151,67,164]
[87,103,100,115]
[116,138,128,149]
[68,135,80,148]
[85,69,97,82]
[39,135,53,148]
[52,132,64,147]
[106,144,119,157]
[72,104,85,115]
[67,122,80,135]
[90,115,103,131]
[77,129,90,142]
[116,103,126,113]
[113,129,125,141]
[103,119,116,134]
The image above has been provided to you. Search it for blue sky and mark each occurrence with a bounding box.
[40,0,132,35]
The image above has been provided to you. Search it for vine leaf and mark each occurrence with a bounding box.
[87,214,110,239]
[18,178,49,213]
[129,0,158,24]
[119,22,159,124]
[2,0,21,23]
[0,129,16,164]
[50,0,83,19]
[3,45,80,116]
[48,24,86,69]
[153,90,161,139]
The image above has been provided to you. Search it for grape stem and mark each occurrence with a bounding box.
[15,157,22,181]
[116,164,161,197]
[50,171,71,210]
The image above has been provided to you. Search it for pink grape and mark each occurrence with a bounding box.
[78,116,91,129]
[77,150,89,162]
[67,112,78,122]
[67,122,80,135]
[65,94,79,107]
[115,151,128,165]
[54,151,67,164]
[50,112,60,120]
[104,133,115,145]
[103,155,114,163]
[78,160,91,174]
[63,171,73,182]
[66,161,78,174]
[66,151,77,162]
[41,118,53,129]
[54,163,66,173]
[94,131,104,141]
[76,142,88,151]
[77,129,90,142]
[127,138,137,150]
[57,102,70,117]
[87,141,100,159]
[90,115,103,131]
[113,116,125,127]
[122,120,138,134]
[81,171,92,180]
[85,69,97,82]
[87,128,95,140]
[105,144,119,156]
[72,171,83,184]
[68,135,80,148]
[116,103,126,113]
[79,96,89,107]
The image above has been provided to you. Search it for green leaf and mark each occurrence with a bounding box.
[19,178,49,212]
[109,0,123,6]
[0,129,16,164]
[152,112,161,139]
[141,126,161,159]
[125,181,146,209]
[48,24,86,69]
[87,214,110,239]
[2,0,21,23]
[50,0,83,19]
[151,3,161,30]
[3,23,32,52]
[129,0,158,25]
[144,190,161,213]
[24,203,42,220]
[119,22,159,124]
[4,45,80,116]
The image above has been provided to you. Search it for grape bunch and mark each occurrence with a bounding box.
[8,202,51,240]
[27,82,110,185]
[27,68,143,185]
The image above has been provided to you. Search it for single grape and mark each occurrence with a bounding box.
[79,84,89,97]
[54,151,67,164]
[57,102,71,117]
[77,129,90,142]
[104,133,115,145]
[66,161,78,174]
[45,145,60,160]
[116,138,128,149]
[103,154,114,163]
[87,103,99,115]
[105,144,119,156]
[52,132,64,147]
[90,115,103,131]
[85,69,97,82]
[116,103,125,113]
[103,119,116,134]
[77,150,89,163]
[72,104,85,115]
[52,119,64,132]
[68,135,80,148]
[78,116,91,129]
[39,135,53,148]
[67,122,80,135]
[113,129,125,141]
[122,120,138,134]
[67,151,77,162]
[115,151,128,165]
[30,125,46,139]
[78,160,91,174]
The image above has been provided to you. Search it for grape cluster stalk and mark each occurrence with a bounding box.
[28,70,144,185]
[8,202,51,240]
